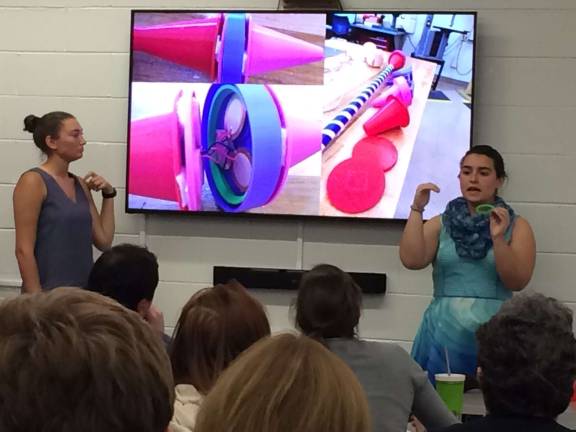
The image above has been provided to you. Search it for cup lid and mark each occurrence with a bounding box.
[435,373,466,382]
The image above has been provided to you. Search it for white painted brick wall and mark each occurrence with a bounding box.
[1,0,575,341]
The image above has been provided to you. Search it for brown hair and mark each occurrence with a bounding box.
[23,111,75,154]
[170,280,271,394]
[296,264,362,339]
[0,287,174,432]
[195,333,371,432]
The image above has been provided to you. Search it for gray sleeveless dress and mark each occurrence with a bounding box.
[31,168,93,290]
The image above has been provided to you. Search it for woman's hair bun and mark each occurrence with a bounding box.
[23,114,40,133]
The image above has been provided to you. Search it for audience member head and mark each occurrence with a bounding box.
[23,111,76,155]
[296,264,362,339]
[87,243,159,316]
[476,292,576,418]
[195,333,371,432]
[170,280,270,394]
[0,287,174,432]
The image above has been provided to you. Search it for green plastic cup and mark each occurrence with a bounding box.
[435,373,465,419]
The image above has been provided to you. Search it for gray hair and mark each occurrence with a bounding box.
[476,292,576,418]
[498,292,573,331]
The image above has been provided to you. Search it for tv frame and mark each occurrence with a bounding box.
[125,9,478,223]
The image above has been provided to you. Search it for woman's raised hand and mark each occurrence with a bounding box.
[84,171,113,195]
[412,183,440,211]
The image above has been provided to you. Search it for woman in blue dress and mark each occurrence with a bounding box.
[399,145,536,383]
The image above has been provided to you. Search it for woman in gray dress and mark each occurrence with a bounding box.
[14,111,116,292]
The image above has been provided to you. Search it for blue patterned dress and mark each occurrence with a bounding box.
[411,220,513,382]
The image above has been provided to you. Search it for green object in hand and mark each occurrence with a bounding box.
[435,373,465,419]
[475,204,495,215]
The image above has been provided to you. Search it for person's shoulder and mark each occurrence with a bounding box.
[359,339,411,359]
[172,384,203,432]
[510,215,535,242]
[174,383,203,405]
[14,169,46,198]
[513,215,531,229]
[328,338,412,360]
[17,169,45,186]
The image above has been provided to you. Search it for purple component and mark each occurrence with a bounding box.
[386,65,413,88]
[218,14,246,83]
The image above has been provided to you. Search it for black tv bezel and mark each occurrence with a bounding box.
[125,9,477,223]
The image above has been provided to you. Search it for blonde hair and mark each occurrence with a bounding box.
[0,287,174,432]
[195,333,371,432]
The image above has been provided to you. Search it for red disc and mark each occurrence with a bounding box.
[326,158,385,214]
[352,136,398,172]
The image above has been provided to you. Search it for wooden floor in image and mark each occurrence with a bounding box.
[129,174,320,216]
[247,175,320,216]
[320,40,436,218]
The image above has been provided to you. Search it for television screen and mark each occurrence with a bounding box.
[127,10,476,219]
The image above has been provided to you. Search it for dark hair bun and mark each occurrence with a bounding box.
[23,115,40,133]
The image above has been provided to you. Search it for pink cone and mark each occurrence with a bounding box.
[265,85,322,201]
[129,91,202,209]
[243,20,324,76]
[363,95,410,136]
[133,17,222,79]
[129,111,182,202]
[372,76,413,108]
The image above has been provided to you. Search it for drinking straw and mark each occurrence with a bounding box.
[444,346,452,375]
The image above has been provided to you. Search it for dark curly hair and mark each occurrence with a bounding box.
[296,264,362,339]
[476,293,576,418]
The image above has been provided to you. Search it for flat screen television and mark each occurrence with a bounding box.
[127,10,476,220]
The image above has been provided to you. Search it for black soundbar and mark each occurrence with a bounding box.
[213,266,386,294]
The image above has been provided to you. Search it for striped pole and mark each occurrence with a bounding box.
[322,50,406,147]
